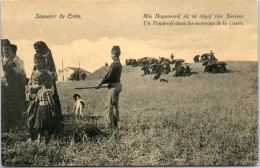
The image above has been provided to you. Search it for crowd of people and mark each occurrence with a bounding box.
[127,54,192,79]
[193,50,218,63]
[126,50,229,81]
[174,62,191,77]
[1,39,63,142]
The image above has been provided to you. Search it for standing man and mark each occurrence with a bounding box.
[1,40,26,130]
[209,50,217,61]
[96,46,122,128]
[170,53,174,63]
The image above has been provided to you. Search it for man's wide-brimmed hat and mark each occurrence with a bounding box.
[111,46,121,54]
[2,39,11,47]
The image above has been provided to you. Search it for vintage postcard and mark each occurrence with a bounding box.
[1,0,258,166]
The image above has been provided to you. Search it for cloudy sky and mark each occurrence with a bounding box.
[1,0,257,77]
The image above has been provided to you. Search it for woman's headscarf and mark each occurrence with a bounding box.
[34,41,49,55]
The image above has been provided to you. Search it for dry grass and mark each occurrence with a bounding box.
[1,61,258,166]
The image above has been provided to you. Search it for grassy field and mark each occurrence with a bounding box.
[1,61,258,166]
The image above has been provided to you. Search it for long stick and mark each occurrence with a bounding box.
[75,86,108,90]
[62,58,64,82]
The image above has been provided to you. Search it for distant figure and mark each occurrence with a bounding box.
[150,63,158,74]
[166,64,171,73]
[193,55,200,63]
[141,59,149,67]
[73,94,85,118]
[147,57,158,65]
[204,61,219,74]
[152,63,164,80]
[170,53,174,63]
[159,57,170,64]
[185,66,191,76]
[174,65,185,77]
[156,64,164,74]
[209,50,217,61]
[96,46,122,128]
[141,66,150,76]
[200,54,209,62]
[175,61,182,69]
[132,59,138,67]
[125,59,130,65]
[162,64,171,74]
[204,65,212,73]
[219,64,228,73]
[211,64,220,74]
[105,62,108,67]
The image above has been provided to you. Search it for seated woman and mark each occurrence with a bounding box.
[26,54,56,143]
[174,65,185,77]
[184,65,191,76]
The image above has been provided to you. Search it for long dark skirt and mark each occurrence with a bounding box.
[2,92,23,131]
[52,82,64,133]
[27,91,56,139]
[1,86,15,131]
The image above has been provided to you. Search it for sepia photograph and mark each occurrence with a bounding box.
[1,0,258,166]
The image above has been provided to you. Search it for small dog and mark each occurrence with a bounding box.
[160,79,168,83]
[73,94,85,118]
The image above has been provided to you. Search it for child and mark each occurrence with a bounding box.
[73,94,85,118]
[27,54,55,143]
